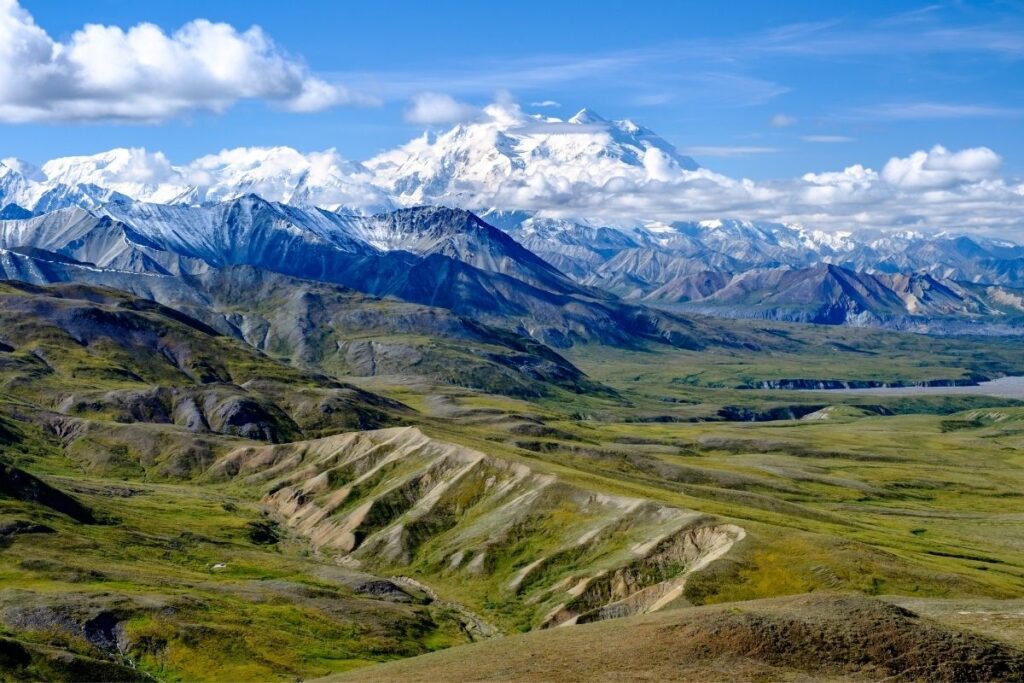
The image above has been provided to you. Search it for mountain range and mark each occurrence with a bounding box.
[0,107,1022,342]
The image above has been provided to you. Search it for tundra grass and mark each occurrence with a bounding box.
[4,293,1024,679]
[372,350,1024,619]
[0,473,469,681]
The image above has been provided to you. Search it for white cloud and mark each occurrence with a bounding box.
[0,0,367,122]
[881,145,1001,188]
[283,78,378,112]
[802,135,854,143]
[642,148,678,181]
[530,100,561,108]
[404,92,480,124]
[770,113,797,127]
[799,164,881,205]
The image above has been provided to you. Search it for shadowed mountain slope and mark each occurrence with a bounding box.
[0,199,746,350]
[661,264,1024,331]
[0,253,607,397]
[0,281,408,467]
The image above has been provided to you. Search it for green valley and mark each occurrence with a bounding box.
[0,281,1022,680]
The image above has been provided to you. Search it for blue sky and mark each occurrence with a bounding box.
[2,0,1022,179]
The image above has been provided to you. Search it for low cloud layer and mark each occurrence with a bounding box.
[0,0,367,122]
[481,144,1021,238]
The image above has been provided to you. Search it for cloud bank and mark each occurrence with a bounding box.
[0,0,367,122]
[484,144,1021,238]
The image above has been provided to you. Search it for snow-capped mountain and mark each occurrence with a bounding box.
[349,206,588,296]
[183,147,394,210]
[39,149,191,205]
[366,105,699,206]
[0,190,1020,337]
[1,196,700,347]
[494,215,1024,298]
[0,206,207,275]
[0,147,393,216]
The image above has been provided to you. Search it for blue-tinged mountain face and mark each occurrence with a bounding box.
[0,194,1021,341]
[0,198,734,349]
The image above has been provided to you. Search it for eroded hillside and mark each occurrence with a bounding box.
[212,426,744,630]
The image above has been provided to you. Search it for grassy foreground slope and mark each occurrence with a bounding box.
[434,340,1024,604]
[0,467,472,681]
[327,593,1024,682]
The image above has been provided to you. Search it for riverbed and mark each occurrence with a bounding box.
[794,376,1024,399]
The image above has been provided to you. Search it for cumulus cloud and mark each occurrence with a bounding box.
[770,113,797,127]
[881,145,1001,188]
[0,0,368,122]
[404,93,480,124]
[284,78,375,113]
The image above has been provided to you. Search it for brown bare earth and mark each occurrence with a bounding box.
[327,593,1024,682]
